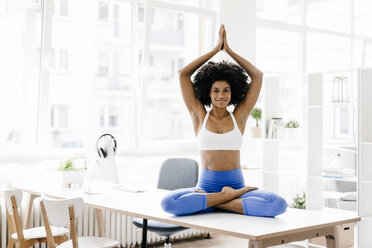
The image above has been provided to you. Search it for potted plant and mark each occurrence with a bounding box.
[284,120,300,140]
[292,191,306,209]
[58,155,87,187]
[250,107,262,138]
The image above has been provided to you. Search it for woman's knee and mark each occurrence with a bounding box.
[270,195,287,216]
[161,194,175,213]
[161,188,199,215]
[161,190,188,214]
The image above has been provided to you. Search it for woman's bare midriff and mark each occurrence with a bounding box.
[200,150,240,171]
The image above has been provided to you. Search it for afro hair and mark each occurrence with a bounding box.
[192,61,250,107]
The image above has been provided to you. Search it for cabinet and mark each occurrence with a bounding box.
[358,68,372,247]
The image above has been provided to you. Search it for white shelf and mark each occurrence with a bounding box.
[322,175,357,182]
[360,180,372,184]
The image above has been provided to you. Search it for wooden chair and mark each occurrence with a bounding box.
[40,196,120,248]
[2,187,68,248]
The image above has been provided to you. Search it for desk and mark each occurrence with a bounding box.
[17,183,360,248]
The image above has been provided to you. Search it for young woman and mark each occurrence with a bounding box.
[161,24,287,217]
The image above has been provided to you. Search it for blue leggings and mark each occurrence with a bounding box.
[161,168,287,217]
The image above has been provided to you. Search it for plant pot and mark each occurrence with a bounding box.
[284,128,299,140]
[61,170,87,187]
[250,127,262,138]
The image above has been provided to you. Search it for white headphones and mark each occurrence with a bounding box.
[96,134,117,158]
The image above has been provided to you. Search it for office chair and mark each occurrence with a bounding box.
[40,197,120,248]
[2,186,68,248]
[133,158,199,248]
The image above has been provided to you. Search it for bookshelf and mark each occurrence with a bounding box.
[358,68,372,247]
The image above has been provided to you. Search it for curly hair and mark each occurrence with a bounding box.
[192,61,250,107]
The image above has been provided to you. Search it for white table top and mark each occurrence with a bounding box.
[17,183,361,241]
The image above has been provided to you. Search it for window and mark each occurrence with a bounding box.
[307,0,350,32]
[256,28,300,74]
[138,7,144,23]
[256,0,301,24]
[50,49,56,68]
[46,1,132,148]
[307,32,350,73]
[51,105,70,130]
[98,51,109,76]
[59,49,68,70]
[355,0,372,37]
[142,8,213,141]
[0,0,216,155]
[99,106,119,129]
[113,4,120,37]
[99,1,109,22]
[60,0,68,16]
[53,0,69,17]
[0,1,41,146]
[45,48,69,70]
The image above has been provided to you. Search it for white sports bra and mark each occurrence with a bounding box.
[197,111,243,151]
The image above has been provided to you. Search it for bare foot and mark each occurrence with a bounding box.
[194,189,206,193]
[222,186,258,199]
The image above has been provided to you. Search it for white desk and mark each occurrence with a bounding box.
[17,183,360,248]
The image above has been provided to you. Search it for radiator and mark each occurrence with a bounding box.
[0,196,207,247]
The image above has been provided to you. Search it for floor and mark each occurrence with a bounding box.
[150,233,308,248]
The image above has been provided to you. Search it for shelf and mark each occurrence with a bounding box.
[360,180,372,184]
[361,142,372,145]
[322,175,357,182]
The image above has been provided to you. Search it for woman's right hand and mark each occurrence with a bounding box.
[215,24,225,51]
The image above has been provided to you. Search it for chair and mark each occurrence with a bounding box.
[132,158,199,248]
[2,186,68,248]
[40,197,120,248]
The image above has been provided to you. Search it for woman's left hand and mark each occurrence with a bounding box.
[222,24,230,51]
[215,24,225,51]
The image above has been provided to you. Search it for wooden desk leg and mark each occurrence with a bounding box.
[248,240,263,248]
[22,193,37,229]
[325,224,341,248]
[96,209,106,237]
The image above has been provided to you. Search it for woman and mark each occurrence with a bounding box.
[161,24,287,217]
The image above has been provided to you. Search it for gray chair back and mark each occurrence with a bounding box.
[157,158,199,190]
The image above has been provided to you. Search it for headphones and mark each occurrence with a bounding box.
[96,134,117,158]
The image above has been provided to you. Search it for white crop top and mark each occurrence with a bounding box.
[197,111,243,151]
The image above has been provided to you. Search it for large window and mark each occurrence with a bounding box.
[0,0,217,155]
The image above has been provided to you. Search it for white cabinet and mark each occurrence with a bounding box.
[358,68,372,247]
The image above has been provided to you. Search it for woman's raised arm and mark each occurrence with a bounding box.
[222,26,263,130]
[178,25,224,131]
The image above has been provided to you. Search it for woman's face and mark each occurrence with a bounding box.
[209,80,231,108]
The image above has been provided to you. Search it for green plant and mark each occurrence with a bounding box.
[58,155,85,171]
[285,120,299,128]
[292,191,306,209]
[250,107,262,127]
